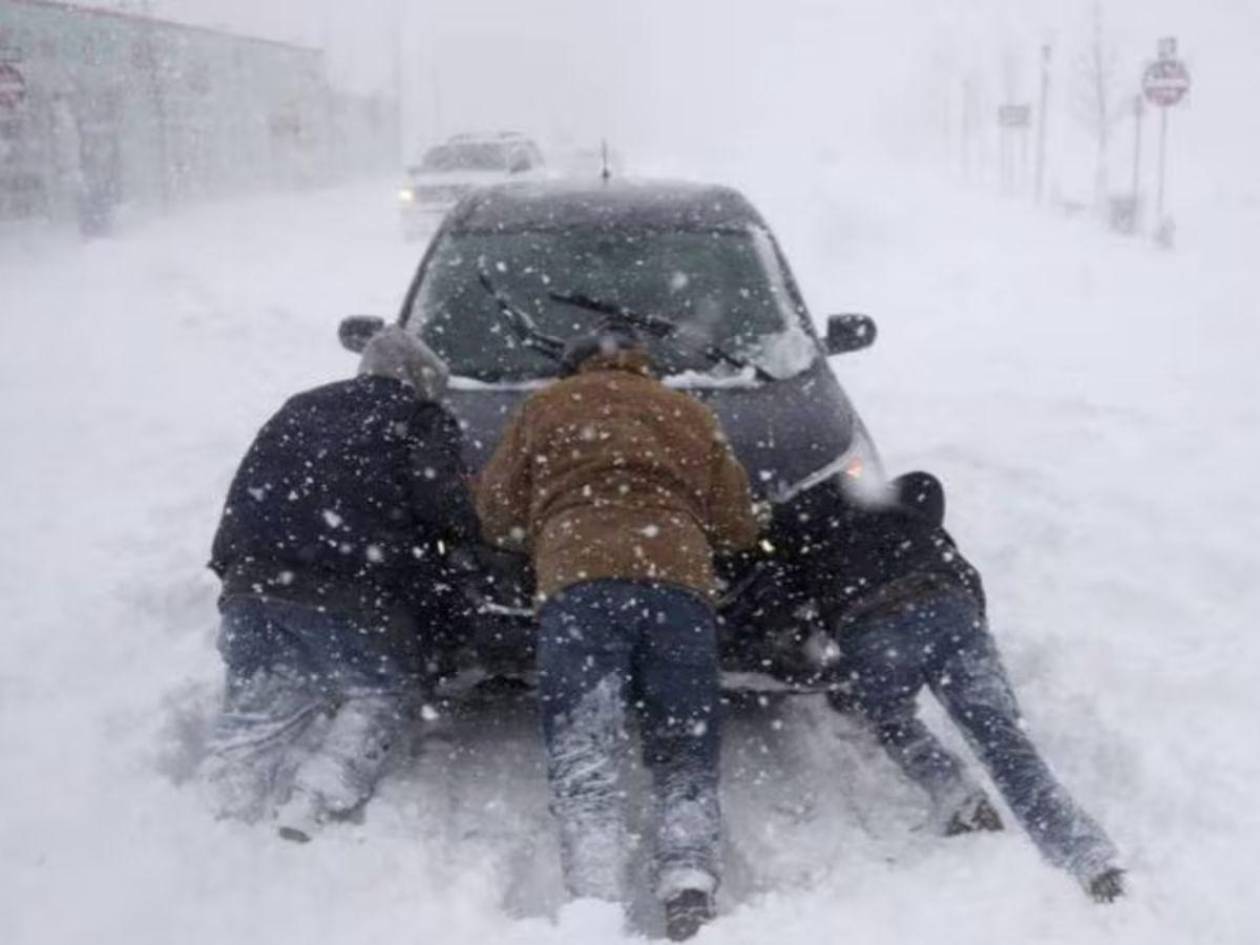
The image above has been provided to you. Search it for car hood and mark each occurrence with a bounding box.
[408,170,512,189]
[444,358,857,501]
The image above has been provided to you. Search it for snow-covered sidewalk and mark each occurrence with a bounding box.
[1,170,1256,945]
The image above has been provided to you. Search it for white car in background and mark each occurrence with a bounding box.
[398,133,546,239]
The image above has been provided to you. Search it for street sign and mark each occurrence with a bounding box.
[1143,38,1189,232]
[0,63,27,112]
[1143,57,1190,108]
[997,104,1031,128]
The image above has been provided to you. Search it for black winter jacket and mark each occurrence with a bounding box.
[771,473,984,626]
[210,375,477,614]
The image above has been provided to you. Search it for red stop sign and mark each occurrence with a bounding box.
[1143,58,1190,107]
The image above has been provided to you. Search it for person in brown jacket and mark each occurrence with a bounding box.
[476,321,760,939]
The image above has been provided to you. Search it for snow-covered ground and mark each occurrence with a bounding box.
[2,165,1257,945]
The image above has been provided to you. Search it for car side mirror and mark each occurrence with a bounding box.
[338,315,386,353]
[508,152,531,174]
[824,313,877,355]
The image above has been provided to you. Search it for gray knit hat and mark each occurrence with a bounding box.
[358,326,449,401]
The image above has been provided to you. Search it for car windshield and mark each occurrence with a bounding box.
[417,143,510,173]
[408,226,816,382]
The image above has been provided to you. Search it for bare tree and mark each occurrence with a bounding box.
[1074,2,1120,211]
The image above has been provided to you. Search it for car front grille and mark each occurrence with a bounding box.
[415,184,470,204]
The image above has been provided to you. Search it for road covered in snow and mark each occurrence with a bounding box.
[1,164,1257,945]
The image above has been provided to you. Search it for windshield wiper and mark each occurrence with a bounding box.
[477,270,566,362]
[546,291,677,339]
[548,290,777,383]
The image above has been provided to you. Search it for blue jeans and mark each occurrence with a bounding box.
[537,580,722,902]
[202,596,423,821]
[833,591,1117,883]
[216,595,422,697]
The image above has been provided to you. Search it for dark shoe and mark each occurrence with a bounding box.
[664,889,714,941]
[274,786,325,843]
[1087,867,1125,903]
[943,794,1004,836]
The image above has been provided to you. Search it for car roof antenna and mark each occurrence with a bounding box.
[600,139,612,184]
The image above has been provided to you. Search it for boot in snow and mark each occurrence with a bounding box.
[664,889,715,941]
[557,818,626,902]
[287,693,406,820]
[199,678,324,822]
[1086,866,1125,903]
[198,748,279,823]
[274,786,327,843]
[943,791,1004,836]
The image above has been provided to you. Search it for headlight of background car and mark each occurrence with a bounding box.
[398,188,415,203]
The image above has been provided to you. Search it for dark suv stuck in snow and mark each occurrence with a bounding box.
[341,179,880,691]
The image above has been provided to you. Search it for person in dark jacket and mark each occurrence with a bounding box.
[774,471,1125,903]
[200,327,477,839]
[475,322,761,940]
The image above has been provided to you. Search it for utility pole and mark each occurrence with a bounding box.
[1084,2,1113,213]
[1035,43,1050,203]
[392,0,405,164]
[430,67,443,142]
[960,76,975,183]
[1130,94,1144,227]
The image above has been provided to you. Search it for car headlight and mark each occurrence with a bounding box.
[771,427,885,505]
[834,427,887,502]
[398,188,415,203]
[838,427,881,483]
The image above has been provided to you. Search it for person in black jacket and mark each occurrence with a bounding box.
[774,472,1124,902]
[200,327,477,839]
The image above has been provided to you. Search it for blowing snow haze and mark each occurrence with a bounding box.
[2,1,1260,945]
[60,0,1260,194]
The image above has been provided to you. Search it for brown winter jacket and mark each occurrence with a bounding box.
[474,348,761,603]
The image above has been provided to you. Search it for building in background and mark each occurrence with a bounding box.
[0,0,397,226]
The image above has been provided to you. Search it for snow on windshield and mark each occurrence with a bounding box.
[410,225,817,382]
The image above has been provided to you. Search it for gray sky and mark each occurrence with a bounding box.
[82,0,1259,198]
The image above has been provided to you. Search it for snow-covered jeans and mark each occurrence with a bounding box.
[831,590,1118,884]
[537,580,722,903]
[201,595,420,821]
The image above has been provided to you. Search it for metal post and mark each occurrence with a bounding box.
[961,77,974,183]
[1130,95,1143,220]
[1156,105,1168,220]
[1021,124,1029,192]
[431,68,443,142]
[1035,44,1050,203]
[1001,125,1012,193]
[393,0,404,164]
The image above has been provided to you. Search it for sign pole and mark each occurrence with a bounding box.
[1001,125,1010,192]
[1141,36,1189,238]
[1156,105,1168,220]
[997,104,1032,195]
[1035,44,1050,203]
[1021,123,1029,192]
[1130,95,1144,222]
